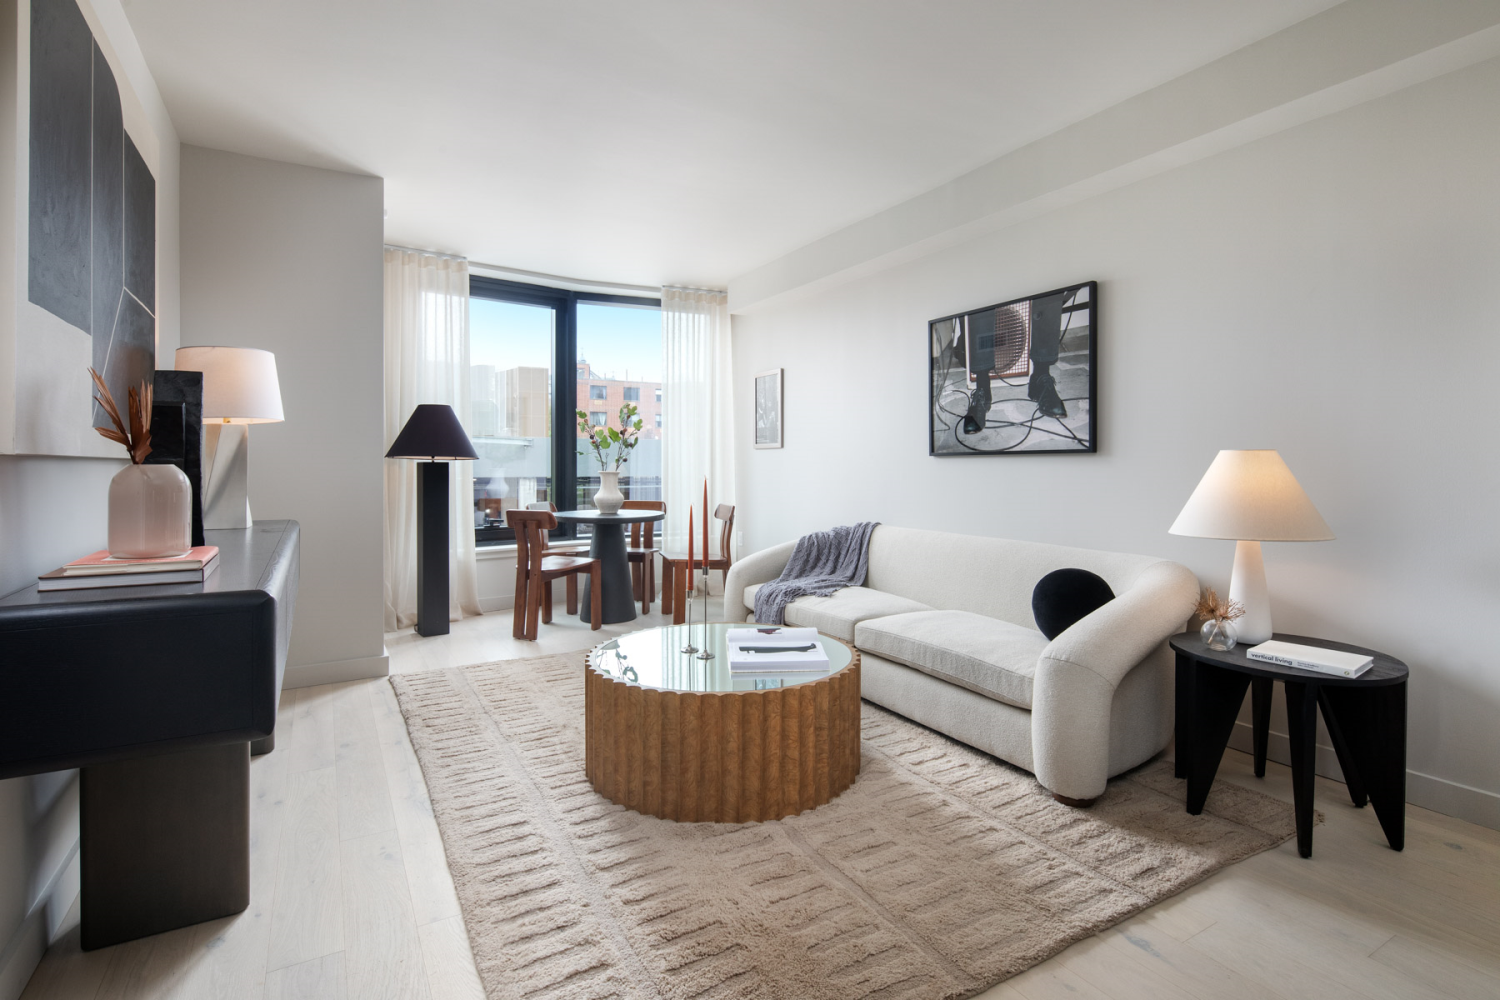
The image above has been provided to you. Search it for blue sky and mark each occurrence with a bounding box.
[470,299,662,383]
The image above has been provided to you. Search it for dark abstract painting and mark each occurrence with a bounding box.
[27,0,156,435]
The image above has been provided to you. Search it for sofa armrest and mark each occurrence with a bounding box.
[1031,560,1199,800]
[723,540,797,621]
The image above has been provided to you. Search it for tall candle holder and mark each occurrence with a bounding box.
[680,562,699,654]
[695,564,714,660]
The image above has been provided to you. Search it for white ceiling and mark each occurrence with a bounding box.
[122,0,1343,288]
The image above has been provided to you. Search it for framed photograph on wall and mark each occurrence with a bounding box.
[929,281,1096,455]
[754,368,783,449]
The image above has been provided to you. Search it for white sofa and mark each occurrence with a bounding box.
[723,526,1199,804]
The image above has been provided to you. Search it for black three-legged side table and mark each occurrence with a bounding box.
[1171,632,1408,859]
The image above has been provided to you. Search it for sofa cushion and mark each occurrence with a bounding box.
[782,587,935,642]
[744,582,764,611]
[855,610,1050,710]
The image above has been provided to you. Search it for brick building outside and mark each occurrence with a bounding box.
[576,360,661,440]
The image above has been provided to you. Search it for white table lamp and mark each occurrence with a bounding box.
[175,346,285,529]
[1169,450,1333,644]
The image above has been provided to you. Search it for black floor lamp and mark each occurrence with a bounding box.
[385,404,478,636]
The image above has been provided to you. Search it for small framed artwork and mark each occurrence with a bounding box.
[754,368,783,449]
[928,280,1096,455]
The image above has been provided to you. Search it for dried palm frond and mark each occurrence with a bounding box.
[1193,586,1246,623]
[89,367,127,440]
[89,367,153,464]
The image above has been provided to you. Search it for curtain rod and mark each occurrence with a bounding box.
[468,259,661,294]
[386,245,721,296]
[384,243,466,261]
[661,284,728,295]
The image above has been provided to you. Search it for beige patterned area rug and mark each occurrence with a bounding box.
[390,654,1298,1000]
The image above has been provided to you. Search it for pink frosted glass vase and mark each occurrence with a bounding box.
[109,464,192,558]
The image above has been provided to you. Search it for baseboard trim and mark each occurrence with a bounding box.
[284,651,390,689]
[0,907,45,1000]
[1227,719,1500,832]
[1407,769,1500,832]
[1227,719,1345,781]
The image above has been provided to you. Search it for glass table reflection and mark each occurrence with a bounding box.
[588,622,853,693]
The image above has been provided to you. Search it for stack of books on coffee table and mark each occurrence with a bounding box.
[727,626,830,672]
[37,547,220,592]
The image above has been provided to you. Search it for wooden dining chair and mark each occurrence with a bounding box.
[621,500,665,614]
[525,501,587,557]
[662,503,736,625]
[506,508,601,639]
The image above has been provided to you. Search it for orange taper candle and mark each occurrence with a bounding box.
[702,479,709,571]
[687,505,694,571]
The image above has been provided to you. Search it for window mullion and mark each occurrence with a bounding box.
[552,292,579,533]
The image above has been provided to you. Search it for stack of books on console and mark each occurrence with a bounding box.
[727,626,830,672]
[37,546,220,592]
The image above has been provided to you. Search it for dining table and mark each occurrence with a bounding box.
[550,508,667,625]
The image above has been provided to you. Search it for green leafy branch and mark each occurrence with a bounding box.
[576,402,644,471]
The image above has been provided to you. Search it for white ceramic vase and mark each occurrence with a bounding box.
[593,469,624,515]
[109,463,192,558]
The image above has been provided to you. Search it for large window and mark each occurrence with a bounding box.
[577,301,662,507]
[469,277,660,544]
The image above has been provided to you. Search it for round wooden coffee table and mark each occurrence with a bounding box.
[585,623,861,823]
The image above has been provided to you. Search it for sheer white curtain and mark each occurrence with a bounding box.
[661,287,736,564]
[383,247,481,630]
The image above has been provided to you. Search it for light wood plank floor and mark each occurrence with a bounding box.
[21,606,1500,999]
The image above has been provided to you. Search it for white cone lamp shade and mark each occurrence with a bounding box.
[175,347,285,530]
[1170,450,1333,644]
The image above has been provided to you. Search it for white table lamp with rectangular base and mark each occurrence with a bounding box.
[1169,450,1333,644]
[175,347,284,530]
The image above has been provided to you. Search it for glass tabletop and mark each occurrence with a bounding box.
[588,623,854,693]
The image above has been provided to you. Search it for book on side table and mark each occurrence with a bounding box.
[1246,639,1373,678]
[38,546,220,591]
[727,626,831,672]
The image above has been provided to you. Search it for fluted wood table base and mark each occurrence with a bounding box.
[585,653,861,823]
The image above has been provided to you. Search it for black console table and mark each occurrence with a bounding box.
[1171,632,1407,859]
[0,520,299,949]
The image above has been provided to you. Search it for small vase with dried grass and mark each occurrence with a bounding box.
[1195,587,1246,651]
[91,367,192,559]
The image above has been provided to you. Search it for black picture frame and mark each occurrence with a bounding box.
[928,280,1097,456]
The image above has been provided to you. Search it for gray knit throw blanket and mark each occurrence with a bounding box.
[752,522,880,625]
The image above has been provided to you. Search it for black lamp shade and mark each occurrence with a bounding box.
[385,404,478,460]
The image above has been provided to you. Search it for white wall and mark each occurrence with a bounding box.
[179,146,387,687]
[0,1,180,993]
[731,56,1500,829]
